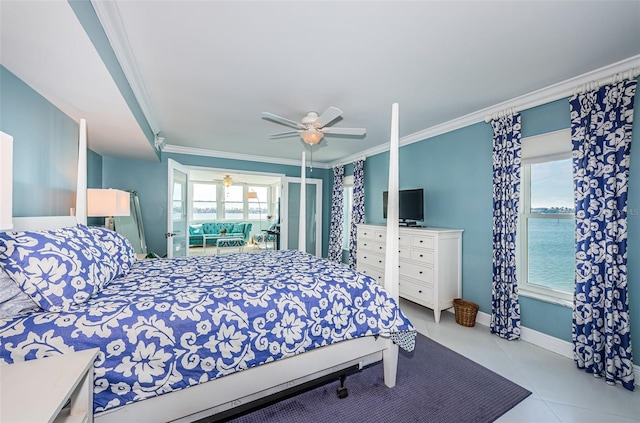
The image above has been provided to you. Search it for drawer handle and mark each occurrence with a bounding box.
[364,256,367,259]
[419,240,423,243]
[419,290,422,293]
[378,260,382,263]
[419,254,423,257]
[419,271,423,274]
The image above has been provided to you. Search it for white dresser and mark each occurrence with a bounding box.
[356,224,463,323]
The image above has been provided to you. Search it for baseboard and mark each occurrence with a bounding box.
[472,310,640,386]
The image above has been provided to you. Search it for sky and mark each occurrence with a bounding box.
[530,158,574,209]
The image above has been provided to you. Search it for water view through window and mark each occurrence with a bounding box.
[525,158,574,294]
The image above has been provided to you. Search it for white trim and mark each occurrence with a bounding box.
[473,310,640,386]
[162,144,330,169]
[329,55,640,168]
[127,56,638,169]
[92,0,161,135]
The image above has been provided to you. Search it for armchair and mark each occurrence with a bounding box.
[254,221,279,250]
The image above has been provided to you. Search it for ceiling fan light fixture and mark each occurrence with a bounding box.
[223,175,233,187]
[300,128,324,145]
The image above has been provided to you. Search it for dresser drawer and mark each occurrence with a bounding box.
[359,238,375,251]
[410,249,434,265]
[373,230,386,243]
[358,251,385,269]
[400,279,433,305]
[411,234,434,249]
[398,246,411,260]
[359,265,385,285]
[358,227,375,241]
[399,261,433,284]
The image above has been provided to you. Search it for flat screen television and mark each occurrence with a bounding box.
[383,188,424,226]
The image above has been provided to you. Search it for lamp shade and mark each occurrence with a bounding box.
[87,189,131,217]
[0,132,13,230]
[300,128,324,145]
[246,191,258,200]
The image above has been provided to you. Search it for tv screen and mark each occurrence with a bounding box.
[383,189,424,224]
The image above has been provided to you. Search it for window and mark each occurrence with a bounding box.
[192,182,217,220]
[247,186,268,220]
[517,129,574,306]
[342,175,354,250]
[223,185,244,220]
[190,180,274,221]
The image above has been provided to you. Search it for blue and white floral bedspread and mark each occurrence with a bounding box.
[0,250,415,412]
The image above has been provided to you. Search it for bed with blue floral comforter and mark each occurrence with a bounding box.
[0,249,415,413]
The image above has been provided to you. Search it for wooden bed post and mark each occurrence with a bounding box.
[299,151,306,251]
[383,103,400,387]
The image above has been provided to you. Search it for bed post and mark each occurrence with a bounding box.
[298,151,306,251]
[382,103,400,387]
[76,118,87,225]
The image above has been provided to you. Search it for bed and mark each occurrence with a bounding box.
[0,105,408,422]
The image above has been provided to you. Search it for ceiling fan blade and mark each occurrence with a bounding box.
[269,130,301,138]
[315,106,343,128]
[321,127,366,136]
[262,112,304,129]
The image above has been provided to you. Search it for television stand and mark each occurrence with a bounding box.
[400,220,419,227]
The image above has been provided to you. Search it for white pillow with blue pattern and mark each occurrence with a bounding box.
[85,225,137,278]
[0,225,120,312]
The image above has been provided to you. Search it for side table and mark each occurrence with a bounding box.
[0,348,99,422]
[216,237,245,254]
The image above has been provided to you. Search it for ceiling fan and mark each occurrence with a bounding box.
[262,106,366,145]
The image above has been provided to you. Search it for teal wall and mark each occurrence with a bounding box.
[3,59,638,364]
[101,152,331,257]
[0,66,81,216]
[362,88,639,359]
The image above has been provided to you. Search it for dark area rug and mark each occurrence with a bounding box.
[225,333,531,423]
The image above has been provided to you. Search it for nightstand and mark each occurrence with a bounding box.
[0,348,99,423]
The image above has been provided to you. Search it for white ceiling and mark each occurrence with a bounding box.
[2,1,639,165]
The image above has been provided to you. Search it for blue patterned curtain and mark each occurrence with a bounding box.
[349,159,365,269]
[571,78,636,391]
[490,112,522,341]
[328,165,345,263]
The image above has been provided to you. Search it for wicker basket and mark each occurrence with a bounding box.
[453,298,479,327]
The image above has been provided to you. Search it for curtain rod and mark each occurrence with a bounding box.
[484,65,640,123]
[332,155,367,169]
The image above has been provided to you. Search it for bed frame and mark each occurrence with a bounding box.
[7,105,402,422]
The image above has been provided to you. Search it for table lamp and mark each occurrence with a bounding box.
[87,188,131,230]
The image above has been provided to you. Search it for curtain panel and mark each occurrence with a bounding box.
[349,159,365,269]
[571,78,636,391]
[328,165,345,263]
[490,112,522,341]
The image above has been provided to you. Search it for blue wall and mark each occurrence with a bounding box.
[363,89,639,358]
[3,62,638,364]
[0,66,81,216]
[101,152,331,257]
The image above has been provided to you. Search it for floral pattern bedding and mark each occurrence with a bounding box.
[0,249,415,413]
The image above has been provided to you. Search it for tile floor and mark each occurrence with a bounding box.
[399,299,640,423]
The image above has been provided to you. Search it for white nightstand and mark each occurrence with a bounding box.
[0,348,99,423]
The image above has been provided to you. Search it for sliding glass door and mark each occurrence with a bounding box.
[281,177,322,256]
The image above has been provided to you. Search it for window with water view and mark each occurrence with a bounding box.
[519,157,575,303]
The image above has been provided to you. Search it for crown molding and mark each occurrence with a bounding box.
[91,0,160,136]
[329,55,640,167]
[162,144,331,169]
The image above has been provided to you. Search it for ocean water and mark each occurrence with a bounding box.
[527,217,575,293]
